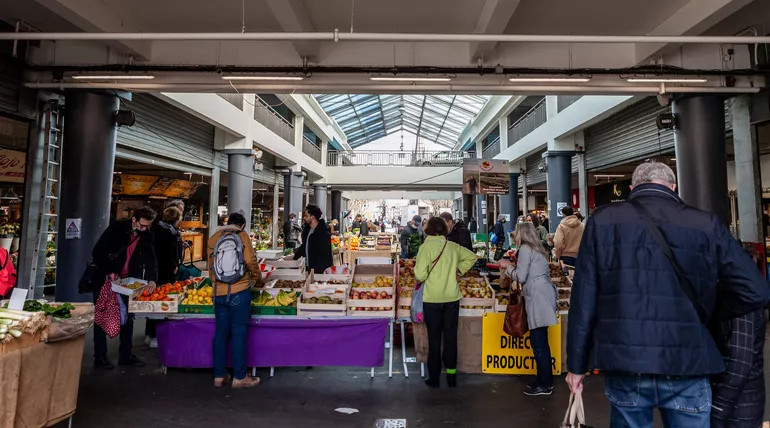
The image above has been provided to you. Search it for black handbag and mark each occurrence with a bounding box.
[628,199,709,322]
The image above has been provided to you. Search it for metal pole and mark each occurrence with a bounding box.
[272,183,279,250]
[209,151,221,263]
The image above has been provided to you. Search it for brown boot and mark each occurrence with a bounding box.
[232,376,261,389]
[214,373,232,387]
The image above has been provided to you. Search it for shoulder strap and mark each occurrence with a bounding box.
[627,198,709,323]
[426,240,448,280]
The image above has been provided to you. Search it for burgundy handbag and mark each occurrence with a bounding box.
[503,279,528,337]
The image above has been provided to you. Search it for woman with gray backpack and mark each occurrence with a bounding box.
[207,212,262,388]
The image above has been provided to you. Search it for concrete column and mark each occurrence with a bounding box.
[576,152,589,219]
[314,184,328,218]
[545,96,559,120]
[283,170,305,221]
[475,143,482,159]
[673,95,729,224]
[57,91,120,302]
[331,190,342,224]
[476,195,486,232]
[499,116,509,152]
[321,140,329,166]
[272,183,280,250]
[507,173,520,219]
[731,95,762,241]
[226,149,254,231]
[209,151,222,238]
[545,151,574,233]
[462,194,475,223]
[293,115,304,150]
[521,173,529,214]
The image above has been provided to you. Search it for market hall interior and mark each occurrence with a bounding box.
[0,0,770,426]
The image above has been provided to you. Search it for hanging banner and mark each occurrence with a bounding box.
[0,149,26,183]
[114,175,159,195]
[462,159,510,195]
[147,177,176,196]
[481,312,561,375]
[163,180,202,198]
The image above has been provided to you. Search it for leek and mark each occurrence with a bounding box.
[8,329,22,338]
[0,319,12,325]
[0,326,7,334]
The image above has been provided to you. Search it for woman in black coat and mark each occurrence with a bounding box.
[145,207,183,347]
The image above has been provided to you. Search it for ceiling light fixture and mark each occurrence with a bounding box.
[221,75,304,81]
[71,74,155,80]
[508,77,591,83]
[626,77,708,83]
[370,76,452,82]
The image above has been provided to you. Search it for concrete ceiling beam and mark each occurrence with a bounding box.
[263,0,319,61]
[470,0,522,62]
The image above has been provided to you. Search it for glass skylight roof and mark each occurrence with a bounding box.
[314,94,490,148]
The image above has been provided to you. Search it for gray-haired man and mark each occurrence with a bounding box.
[566,161,769,428]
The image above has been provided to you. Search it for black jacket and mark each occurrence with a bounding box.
[711,309,766,427]
[283,219,301,242]
[447,220,473,252]
[568,183,770,376]
[352,221,369,236]
[492,221,505,245]
[93,219,158,284]
[293,219,333,274]
[152,221,183,284]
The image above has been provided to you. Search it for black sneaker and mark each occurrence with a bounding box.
[523,385,553,396]
[94,358,115,370]
[447,374,457,388]
[118,355,146,367]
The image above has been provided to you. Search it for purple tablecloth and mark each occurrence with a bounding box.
[156,317,389,368]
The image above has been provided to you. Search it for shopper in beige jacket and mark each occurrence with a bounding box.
[553,206,584,267]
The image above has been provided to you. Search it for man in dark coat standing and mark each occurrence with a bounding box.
[283,213,302,251]
[440,212,473,252]
[566,162,769,428]
[294,205,333,274]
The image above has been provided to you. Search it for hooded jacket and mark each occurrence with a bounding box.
[553,215,585,259]
[447,220,473,252]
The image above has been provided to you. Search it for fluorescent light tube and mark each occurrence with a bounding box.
[72,75,155,80]
[626,77,707,83]
[508,77,591,83]
[222,75,304,81]
[370,76,452,82]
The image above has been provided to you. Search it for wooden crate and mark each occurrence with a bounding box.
[458,276,495,316]
[297,289,347,317]
[347,286,395,318]
[128,293,183,314]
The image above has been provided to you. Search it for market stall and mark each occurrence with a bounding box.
[131,265,398,377]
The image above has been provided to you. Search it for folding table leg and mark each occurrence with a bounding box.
[388,320,394,378]
[371,367,375,378]
[68,416,73,428]
[252,367,257,377]
[420,363,425,378]
[270,367,275,378]
[400,321,409,377]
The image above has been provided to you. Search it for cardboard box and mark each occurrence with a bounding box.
[111,277,147,296]
[128,293,182,313]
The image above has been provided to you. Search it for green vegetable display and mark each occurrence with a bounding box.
[23,301,75,319]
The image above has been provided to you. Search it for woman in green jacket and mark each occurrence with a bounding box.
[415,217,478,388]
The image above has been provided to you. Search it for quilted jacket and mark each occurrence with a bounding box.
[567,183,770,376]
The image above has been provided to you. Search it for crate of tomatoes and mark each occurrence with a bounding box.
[128,281,186,313]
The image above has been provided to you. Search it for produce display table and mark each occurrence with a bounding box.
[0,335,86,428]
[152,315,395,376]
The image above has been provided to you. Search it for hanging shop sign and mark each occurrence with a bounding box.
[147,177,175,196]
[593,179,632,207]
[463,159,510,195]
[0,149,26,183]
[481,312,561,375]
[113,175,159,195]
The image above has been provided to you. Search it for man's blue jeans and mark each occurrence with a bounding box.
[213,289,251,380]
[605,373,711,428]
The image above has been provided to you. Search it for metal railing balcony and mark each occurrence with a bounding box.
[482,138,501,158]
[302,137,322,163]
[557,95,582,112]
[327,150,472,167]
[218,93,243,110]
[253,96,294,144]
[509,98,547,144]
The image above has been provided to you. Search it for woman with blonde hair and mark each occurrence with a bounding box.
[499,222,558,396]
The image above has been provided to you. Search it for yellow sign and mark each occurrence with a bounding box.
[115,175,159,195]
[481,312,561,375]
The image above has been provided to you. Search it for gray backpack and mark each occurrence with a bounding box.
[212,231,247,297]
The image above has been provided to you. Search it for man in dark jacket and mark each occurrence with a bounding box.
[440,212,472,252]
[92,206,159,369]
[566,162,769,427]
[283,213,302,250]
[400,215,424,259]
[492,215,506,261]
[294,205,333,274]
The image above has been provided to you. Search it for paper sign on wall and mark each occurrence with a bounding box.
[556,202,568,217]
[65,218,81,240]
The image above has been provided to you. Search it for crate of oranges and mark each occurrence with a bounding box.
[129,282,185,313]
[179,283,214,314]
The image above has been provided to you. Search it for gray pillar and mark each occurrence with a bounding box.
[507,173,520,219]
[331,190,342,223]
[577,152,589,218]
[462,194,474,223]
[57,91,120,302]
[283,171,304,220]
[545,151,574,233]
[209,151,221,238]
[476,194,485,232]
[226,149,254,231]
[673,95,729,224]
[731,95,762,241]
[314,184,328,218]
[521,174,529,214]
[272,183,280,250]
